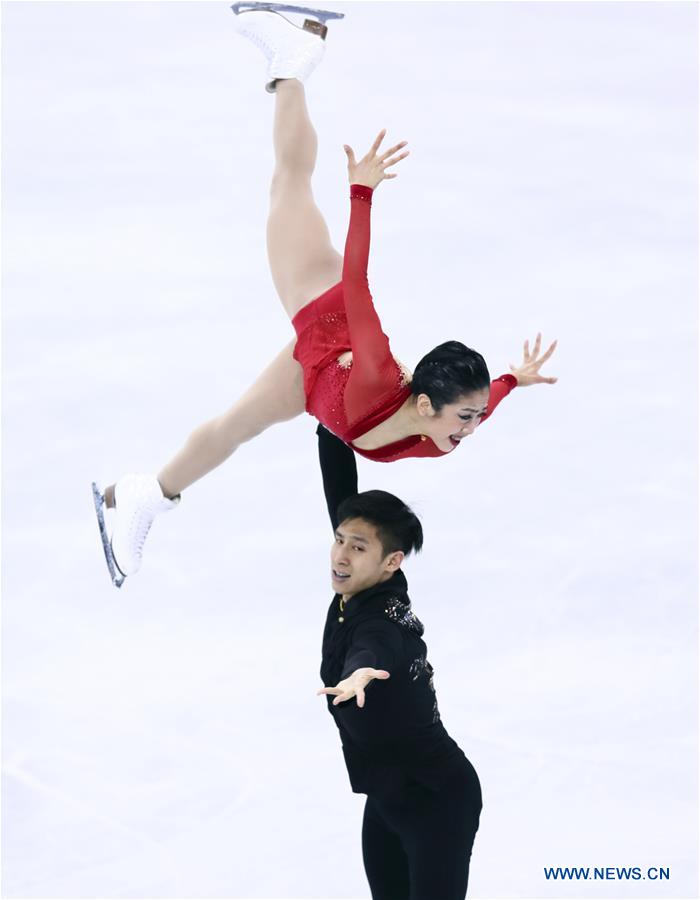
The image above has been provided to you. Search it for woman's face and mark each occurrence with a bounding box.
[418,388,491,452]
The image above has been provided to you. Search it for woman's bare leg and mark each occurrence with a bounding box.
[154,82,341,494]
[155,338,305,497]
[105,80,338,508]
[267,78,343,318]
[104,339,305,506]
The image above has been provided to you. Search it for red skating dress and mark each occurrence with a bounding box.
[291,184,517,463]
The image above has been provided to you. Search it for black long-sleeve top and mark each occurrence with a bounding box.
[317,424,466,796]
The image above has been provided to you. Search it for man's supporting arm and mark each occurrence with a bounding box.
[316,424,359,531]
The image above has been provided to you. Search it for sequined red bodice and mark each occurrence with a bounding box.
[291,185,516,463]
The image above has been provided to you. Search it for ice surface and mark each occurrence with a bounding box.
[2,1,697,898]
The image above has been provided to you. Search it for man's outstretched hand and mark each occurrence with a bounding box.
[317,668,391,709]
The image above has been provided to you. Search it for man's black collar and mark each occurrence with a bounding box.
[331,568,425,637]
[334,569,409,619]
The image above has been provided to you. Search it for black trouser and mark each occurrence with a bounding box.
[361,757,482,900]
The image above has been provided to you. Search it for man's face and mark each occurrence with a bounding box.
[330,517,403,599]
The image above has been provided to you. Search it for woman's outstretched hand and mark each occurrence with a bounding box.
[344,129,409,190]
[510,333,558,386]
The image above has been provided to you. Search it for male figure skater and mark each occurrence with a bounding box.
[315,424,482,900]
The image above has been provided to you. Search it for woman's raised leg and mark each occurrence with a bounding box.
[105,79,337,510]
[154,80,339,497]
[266,78,343,318]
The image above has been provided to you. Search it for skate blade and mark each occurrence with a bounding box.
[91,482,125,589]
[230,2,344,32]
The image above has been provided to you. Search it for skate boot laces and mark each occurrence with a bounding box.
[125,505,156,568]
[234,8,319,55]
[111,475,178,577]
[236,14,278,61]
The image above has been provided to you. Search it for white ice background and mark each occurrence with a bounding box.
[2,1,698,898]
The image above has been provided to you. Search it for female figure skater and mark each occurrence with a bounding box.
[92,2,558,587]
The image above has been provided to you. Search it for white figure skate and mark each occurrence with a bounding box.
[92,475,180,588]
[231,1,344,93]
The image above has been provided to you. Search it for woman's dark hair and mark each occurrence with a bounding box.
[336,490,423,558]
[411,341,490,412]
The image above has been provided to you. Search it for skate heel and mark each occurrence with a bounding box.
[302,18,328,40]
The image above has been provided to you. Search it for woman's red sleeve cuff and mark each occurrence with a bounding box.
[496,374,518,390]
[350,184,374,202]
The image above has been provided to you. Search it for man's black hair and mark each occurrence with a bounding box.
[336,490,424,557]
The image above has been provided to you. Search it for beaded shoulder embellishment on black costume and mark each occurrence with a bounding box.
[384,595,424,636]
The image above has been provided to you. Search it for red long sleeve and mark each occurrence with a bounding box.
[307,185,517,459]
[480,374,518,424]
[342,185,401,426]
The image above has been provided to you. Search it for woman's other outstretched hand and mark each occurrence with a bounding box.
[344,129,409,190]
[510,333,558,386]
[317,667,391,708]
